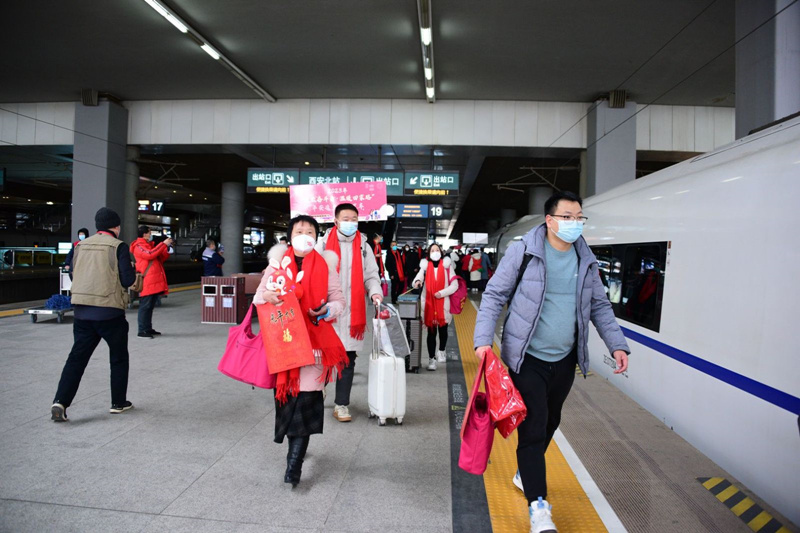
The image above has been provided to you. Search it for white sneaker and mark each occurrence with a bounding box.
[513,470,524,492]
[333,404,352,422]
[436,350,447,363]
[529,498,557,533]
[427,357,437,371]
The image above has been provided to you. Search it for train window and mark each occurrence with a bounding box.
[591,247,623,305]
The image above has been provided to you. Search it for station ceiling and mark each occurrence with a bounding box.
[3,0,735,106]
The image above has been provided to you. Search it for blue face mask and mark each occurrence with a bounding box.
[78,234,86,241]
[392,245,398,251]
[338,221,358,237]
[553,219,584,243]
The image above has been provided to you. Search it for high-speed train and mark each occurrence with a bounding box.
[489,115,800,524]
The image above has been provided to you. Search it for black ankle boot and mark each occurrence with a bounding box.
[284,436,309,487]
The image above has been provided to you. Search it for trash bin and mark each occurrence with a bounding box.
[397,292,423,372]
[201,276,247,324]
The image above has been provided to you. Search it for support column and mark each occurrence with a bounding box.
[71,101,128,237]
[123,146,140,244]
[586,100,636,198]
[500,209,516,227]
[528,186,553,216]
[220,181,245,275]
[735,0,800,138]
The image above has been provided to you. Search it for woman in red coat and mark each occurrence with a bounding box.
[130,226,173,338]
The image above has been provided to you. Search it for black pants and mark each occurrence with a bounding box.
[426,324,448,359]
[335,350,357,406]
[509,348,577,504]
[390,275,403,303]
[138,294,159,334]
[53,316,130,408]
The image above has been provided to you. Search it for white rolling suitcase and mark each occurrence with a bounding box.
[368,317,407,426]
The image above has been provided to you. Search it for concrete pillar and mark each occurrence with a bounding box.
[528,186,553,216]
[123,146,140,244]
[485,218,500,234]
[220,181,245,275]
[579,150,588,200]
[500,208,516,227]
[72,101,128,237]
[586,100,636,198]
[735,0,800,138]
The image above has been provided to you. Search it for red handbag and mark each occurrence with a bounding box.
[458,355,495,475]
[484,350,527,438]
[218,304,276,389]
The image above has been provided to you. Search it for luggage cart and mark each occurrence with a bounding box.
[27,306,73,324]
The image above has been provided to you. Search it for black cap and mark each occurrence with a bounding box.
[95,207,121,231]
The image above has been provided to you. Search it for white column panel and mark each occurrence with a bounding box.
[349,100,371,145]
[491,101,515,146]
[390,100,413,144]
[411,101,434,145]
[553,103,587,148]
[537,103,559,146]
[514,101,538,147]
[53,102,75,144]
[473,101,493,146]
[694,106,715,152]
[713,108,735,148]
[150,101,173,144]
[288,99,311,144]
[229,100,251,143]
[432,100,455,145]
[268,102,290,144]
[635,104,651,150]
[127,101,151,144]
[212,100,231,144]
[649,105,673,151]
[249,101,270,143]
[369,99,392,144]
[34,102,56,144]
[170,101,193,144]
[329,99,351,144]
[309,99,331,144]
[191,100,214,144]
[452,100,475,145]
[16,103,37,145]
[672,106,695,152]
[0,104,18,145]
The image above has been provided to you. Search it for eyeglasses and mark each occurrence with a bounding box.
[550,214,588,223]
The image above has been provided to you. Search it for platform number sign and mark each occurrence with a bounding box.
[151,201,164,213]
[430,205,444,219]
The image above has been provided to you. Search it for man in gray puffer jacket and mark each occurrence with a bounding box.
[473,191,629,533]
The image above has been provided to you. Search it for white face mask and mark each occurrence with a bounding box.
[291,234,315,253]
[430,251,442,262]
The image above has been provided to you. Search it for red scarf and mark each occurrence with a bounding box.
[275,248,349,401]
[424,260,447,328]
[325,229,367,340]
[392,250,405,281]
[374,243,385,277]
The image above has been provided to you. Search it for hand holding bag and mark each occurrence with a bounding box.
[484,350,527,438]
[218,304,276,389]
[458,354,495,475]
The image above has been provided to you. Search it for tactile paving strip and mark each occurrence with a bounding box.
[454,301,608,533]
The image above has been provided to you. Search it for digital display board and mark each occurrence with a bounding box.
[396,204,429,218]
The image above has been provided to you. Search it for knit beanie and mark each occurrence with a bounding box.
[95,207,121,231]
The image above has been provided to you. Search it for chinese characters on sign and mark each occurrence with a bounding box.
[300,171,404,196]
[246,169,300,193]
[289,181,389,223]
[404,171,459,195]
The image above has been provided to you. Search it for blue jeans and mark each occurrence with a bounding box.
[138,294,159,334]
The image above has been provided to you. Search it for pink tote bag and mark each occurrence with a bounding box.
[218,304,276,389]
[458,355,495,475]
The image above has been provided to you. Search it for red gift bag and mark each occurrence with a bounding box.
[256,292,315,374]
[217,304,276,389]
[459,355,495,475]
[484,350,527,438]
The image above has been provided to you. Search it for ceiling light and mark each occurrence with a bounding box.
[426,86,435,99]
[424,67,432,80]
[189,194,193,197]
[201,43,220,60]
[204,197,208,200]
[304,161,310,166]
[154,186,158,189]
[420,27,432,46]
[46,201,54,205]
[143,0,188,33]
[172,190,177,193]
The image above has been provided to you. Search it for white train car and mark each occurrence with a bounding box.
[490,116,800,524]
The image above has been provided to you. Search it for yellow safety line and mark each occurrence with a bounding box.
[170,284,201,293]
[0,309,25,318]
[454,302,607,533]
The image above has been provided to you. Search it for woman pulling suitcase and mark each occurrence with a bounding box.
[412,243,459,371]
[253,214,348,488]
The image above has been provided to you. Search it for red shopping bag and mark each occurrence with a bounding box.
[217,304,276,389]
[485,350,527,438]
[459,355,495,475]
[256,293,315,374]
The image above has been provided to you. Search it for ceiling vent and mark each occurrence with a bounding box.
[608,89,627,109]
[81,88,99,106]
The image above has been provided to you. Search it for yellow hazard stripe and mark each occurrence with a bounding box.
[454,302,607,532]
[697,478,790,532]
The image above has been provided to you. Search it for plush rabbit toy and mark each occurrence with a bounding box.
[265,256,305,300]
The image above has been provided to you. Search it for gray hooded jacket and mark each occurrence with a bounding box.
[473,224,630,375]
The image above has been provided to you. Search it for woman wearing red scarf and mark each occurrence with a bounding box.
[412,243,459,371]
[254,215,347,488]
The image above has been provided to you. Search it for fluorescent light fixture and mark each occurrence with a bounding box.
[420,27,432,45]
[424,67,432,80]
[46,201,54,205]
[143,0,188,32]
[201,43,220,60]
[426,86,435,99]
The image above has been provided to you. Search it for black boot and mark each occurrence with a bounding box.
[284,436,309,488]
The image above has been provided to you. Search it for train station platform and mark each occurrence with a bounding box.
[0,288,795,533]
